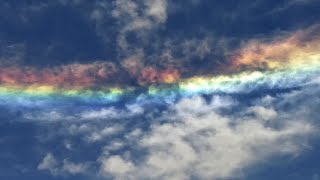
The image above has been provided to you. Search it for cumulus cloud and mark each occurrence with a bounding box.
[142,98,312,179]
[27,74,320,179]
[98,94,316,179]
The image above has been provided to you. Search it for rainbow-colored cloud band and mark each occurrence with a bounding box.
[0,66,319,107]
[0,29,319,106]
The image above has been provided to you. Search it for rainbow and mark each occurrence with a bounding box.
[0,29,319,107]
[0,64,319,107]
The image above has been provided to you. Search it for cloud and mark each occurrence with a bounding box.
[37,153,59,175]
[38,153,89,176]
[104,141,125,152]
[87,124,124,143]
[89,0,168,55]
[145,0,167,23]
[62,159,88,175]
[22,103,145,123]
[100,155,135,176]
[230,25,320,71]
[80,104,144,121]
[112,0,167,31]
[248,106,277,121]
[80,108,121,120]
[0,61,118,87]
[98,94,316,179]
[24,110,76,122]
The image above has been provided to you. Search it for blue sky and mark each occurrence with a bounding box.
[0,0,320,179]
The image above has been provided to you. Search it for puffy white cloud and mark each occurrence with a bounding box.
[100,155,135,176]
[99,95,315,179]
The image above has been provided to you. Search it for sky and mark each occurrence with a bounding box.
[0,0,320,179]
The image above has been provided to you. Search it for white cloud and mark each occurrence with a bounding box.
[111,0,139,19]
[145,0,167,23]
[99,95,315,179]
[87,125,124,142]
[37,153,59,175]
[81,105,144,121]
[38,153,89,176]
[104,141,125,151]
[112,0,167,30]
[24,110,76,122]
[62,159,88,175]
[248,106,278,120]
[81,108,120,120]
[100,155,135,176]
[126,104,144,115]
